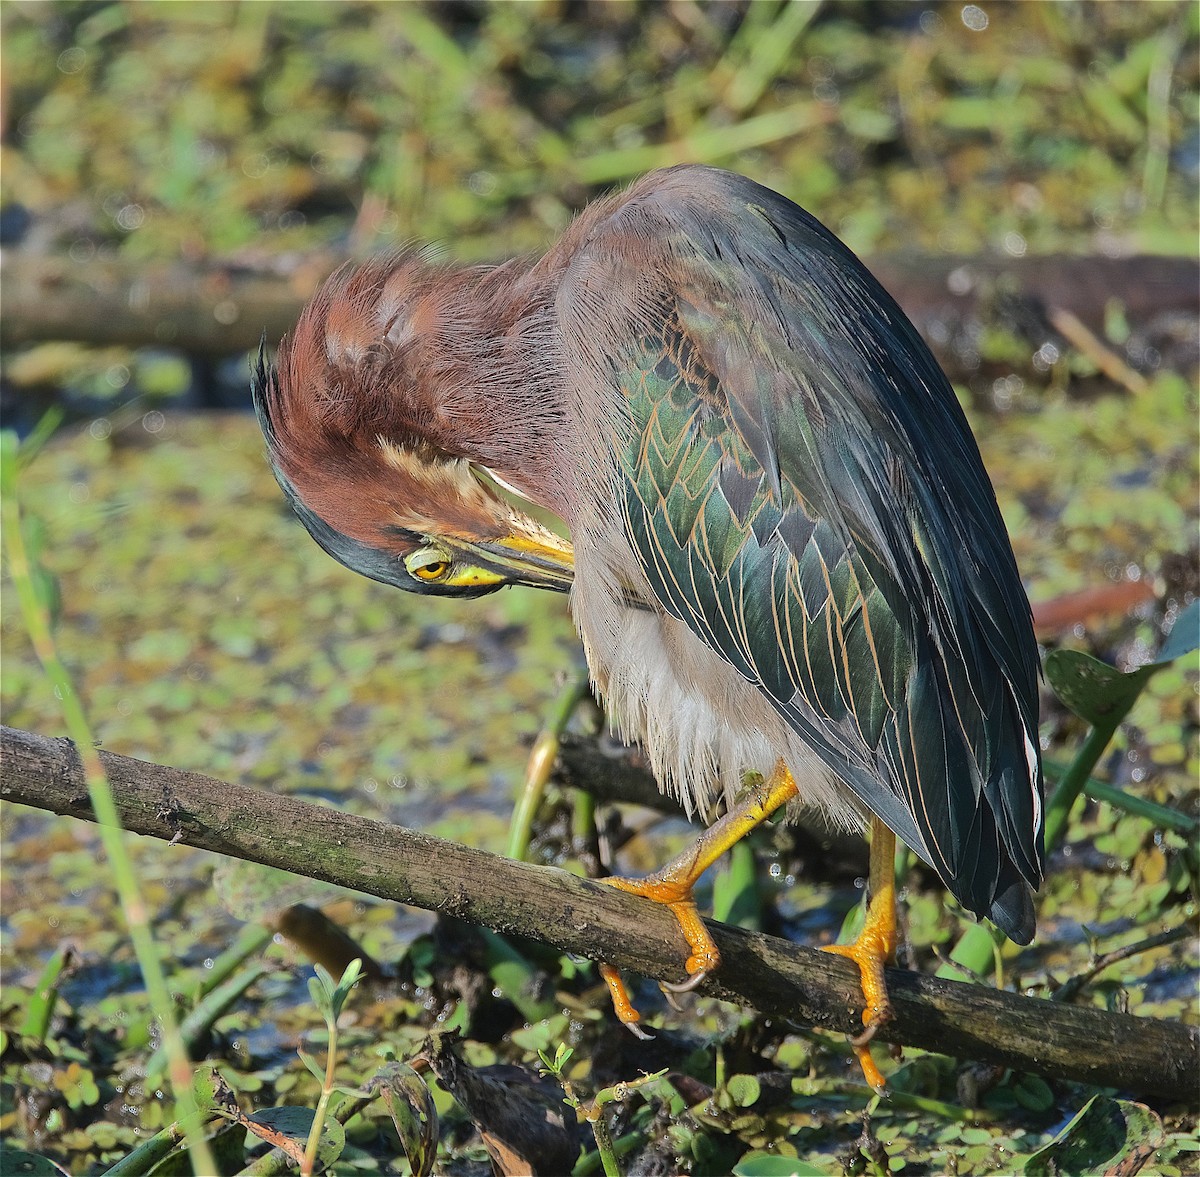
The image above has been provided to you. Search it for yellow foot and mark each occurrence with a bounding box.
[593,761,801,1038]
[598,876,721,1037]
[822,932,893,1092]
[822,817,899,1092]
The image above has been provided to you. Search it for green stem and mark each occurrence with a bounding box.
[99,1114,211,1176]
[587,1109,622,1177]
[1045,720,1128,852]
[303,1021,339,1176]
[573,1129,643,1177]
[146,964,269,1080]
[507,673,590,862]
[572,787,597,848]
[1074,772,1196,836]
[194,922,275,1000]
[1,435,216,1176]
[575,1071,666,1177]
[1051,921,1195,1003]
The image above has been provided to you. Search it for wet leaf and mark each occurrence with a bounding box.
[421,1034,578,1177]
[1047,600,1200,725]
[375,1061,439,1177]
[734,1154,835,1176]
[1157,600,1200,665]
[727,1073,762,1108]
[241,1105,346,1170]
[1045,650,1159,727]
[0,1149,71,1177]
[1023,1095,1164,1176]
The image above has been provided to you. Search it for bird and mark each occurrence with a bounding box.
[252,165,1044,1089]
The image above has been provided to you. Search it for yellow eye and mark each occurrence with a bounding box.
[405,548,452,582]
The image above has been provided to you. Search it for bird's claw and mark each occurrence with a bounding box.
[850,1020,880,1049]
[661,966,710,995]
[821,866,897,1091]
[849,1003,892,1049]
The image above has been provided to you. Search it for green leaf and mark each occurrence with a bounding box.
[0,431,18,491]
[329,958,364,1018]
[333,1083,374,1100]
[306,975,327,1013]
[712,839,762,929]
[0,1147,71,1176]
[297,1048,327,1085]
[14,408,65,473]
[511,1013,571,1053]
[312,963,336,1003]
[19,945,73,1045]
[191,1068,222,1115]
[1048,600,1200,726]
[248,1105,346,1170]
[480,929,557,1024]
[1023,1095,1164,1175]
[1157,600,1200,665]
[23,517,62,628]
[726,1074,762,1108]
[733,1154,834,1176]
[1011,1073,1055,1113]
[1045,650,1158,726]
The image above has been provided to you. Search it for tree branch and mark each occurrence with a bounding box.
[2,724,1195,1102]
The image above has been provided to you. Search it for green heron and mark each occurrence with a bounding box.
[253,166,1043,1088]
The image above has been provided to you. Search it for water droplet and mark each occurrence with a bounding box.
[115,204,145,231]
[57,47,86,74]
[1002,231,1027,257]
[961,5,989,31]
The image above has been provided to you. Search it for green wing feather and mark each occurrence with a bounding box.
[600,168,1043,940]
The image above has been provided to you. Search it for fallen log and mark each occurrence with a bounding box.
[2,249,1195,380]
[0,250,338,357]
[2,723,1196,1102]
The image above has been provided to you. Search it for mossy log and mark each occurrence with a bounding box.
[2,723,1196,1102]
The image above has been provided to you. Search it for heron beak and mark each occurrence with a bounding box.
[443,529,575,593]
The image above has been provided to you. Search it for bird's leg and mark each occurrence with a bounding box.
[821,815,898,1091]
[598,761,800,1035]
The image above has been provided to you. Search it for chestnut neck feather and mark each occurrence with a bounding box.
[269,253,575,536]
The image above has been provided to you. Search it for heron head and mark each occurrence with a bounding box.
[252,256,574,598]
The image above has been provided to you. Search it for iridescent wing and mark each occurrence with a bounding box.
[567,168,1043,939]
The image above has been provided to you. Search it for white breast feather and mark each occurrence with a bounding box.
[569,524,860,829]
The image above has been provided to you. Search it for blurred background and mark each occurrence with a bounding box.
[1,2,1197,1173]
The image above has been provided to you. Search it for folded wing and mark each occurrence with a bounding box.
[560,167,1043,940]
